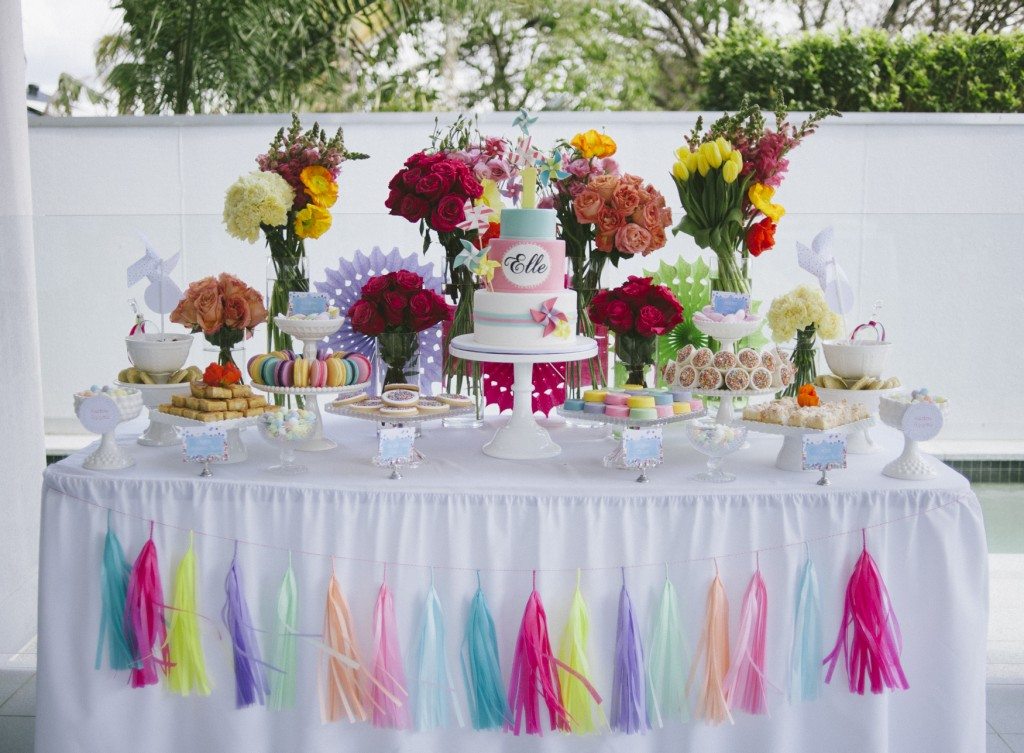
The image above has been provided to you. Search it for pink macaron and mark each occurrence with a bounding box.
[655,404,674,418]
[310,359,326,388]
[605,404,629,418]
[604,392,629,406]
[349,354,371,384]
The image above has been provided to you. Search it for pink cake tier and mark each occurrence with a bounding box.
[485,208,566,293]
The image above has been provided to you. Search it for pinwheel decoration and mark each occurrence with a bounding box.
[127,235,184,332]
[314,247,444,391]
[513,108,538,135]
[797,227,855,315]
[536,151,570,188]
[456,200,495,233]
[453,239,488,271]
[530,298,570,339]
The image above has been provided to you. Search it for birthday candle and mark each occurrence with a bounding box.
[521,167,538,209]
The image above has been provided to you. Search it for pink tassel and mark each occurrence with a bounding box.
[124,523,169,688]
[824,532,909,695]
[371,572,411,729]
[724,566,769,715]
[687,569,732,725]
[506,572,569,736]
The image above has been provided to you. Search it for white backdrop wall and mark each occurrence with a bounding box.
[28,112,1024,440]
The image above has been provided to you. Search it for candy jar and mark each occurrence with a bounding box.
[257,408,318,475]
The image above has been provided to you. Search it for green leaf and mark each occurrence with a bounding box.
[642,254,713,385]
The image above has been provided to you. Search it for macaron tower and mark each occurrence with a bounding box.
[247,350,371,388]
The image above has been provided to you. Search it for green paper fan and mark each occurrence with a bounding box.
[643,256,712,385]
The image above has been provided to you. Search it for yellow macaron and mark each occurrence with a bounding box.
[293,358,309,388]
[672,402,692,414]
[627,395,656,409]
[325,357,343,388]
[583,389,607,403]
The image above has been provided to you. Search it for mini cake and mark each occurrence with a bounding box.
[750,367,773,390]
[691,347,714,368]
[724,367,750,391]
[737,348,760,369]
[677,365,697,388]
[675,344,694,364]
[697,367,723,390]
[712,351,738,370]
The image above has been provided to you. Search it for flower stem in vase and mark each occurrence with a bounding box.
[265,230,308,407]
[615,331,656,388]
[566,247,607,398]
[782,325,818,398]
[376,330,420,390]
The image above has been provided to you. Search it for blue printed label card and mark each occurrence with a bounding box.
[711,290,751,316]
[288,291,329,316]
[181,426,228,464]
[624,427,663,468]
[378,427,416,464]
[802,433,847,471]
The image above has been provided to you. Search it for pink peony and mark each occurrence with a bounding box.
[615,223,652,256]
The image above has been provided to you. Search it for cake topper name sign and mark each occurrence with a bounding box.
[502,244,550,287]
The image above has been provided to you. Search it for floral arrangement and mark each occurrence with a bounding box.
[202,361,242,387]
[385,151,485,233]
[767,284,843,397]
[170,274,267,366]
[224,113,367,358]
[588,276,683,386]
[347,271,450,387]
[671,99,836,294]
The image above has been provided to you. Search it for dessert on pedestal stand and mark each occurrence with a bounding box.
[74,388,144,471]
[738,417,874,472]
[116,382,192,446]
[149,412,258,463]
[879,393,948,479]
[816,385,899,453]
[450,335,597,459]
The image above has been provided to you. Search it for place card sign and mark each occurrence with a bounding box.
[624,427,663,468]
[802,433,847,471]
[288,291,329,316]
[181,426,228,464]
[711,290,751,316]
[78,395,121,434]
[901,402,943,441]
[378,427,416,464]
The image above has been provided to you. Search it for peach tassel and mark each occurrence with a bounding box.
[319,573,368,723]
[687,568,733,725]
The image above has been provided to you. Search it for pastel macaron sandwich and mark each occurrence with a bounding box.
[247,350,371,389]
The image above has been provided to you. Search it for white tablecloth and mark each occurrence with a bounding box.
[36,414,986,753]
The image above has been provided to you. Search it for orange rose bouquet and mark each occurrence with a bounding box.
[170,274,267,367]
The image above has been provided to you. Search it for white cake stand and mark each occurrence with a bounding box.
[449,335,597,459]
[149,411,258,463]
[879,396,949,479]
[692,317,763,354]
[697,387,776,424]
[817,385,900,454]
[274,316,343,358]
[115,381,192,446]
[737,417,875,472]
[252,382,368,451]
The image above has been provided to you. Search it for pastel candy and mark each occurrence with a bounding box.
[655,404,674,418]
[583,390,607,403]
[627,395,655,409]
[689,399,704,412]
[582,402,605,414]
[673,402,692,414]
[605,404,629,418]
[650,393,673,406]
[671,390,692,402]
[629,407,658,420]
[604,392,629,406]
[623,384,646,392]
[563,399,584,411]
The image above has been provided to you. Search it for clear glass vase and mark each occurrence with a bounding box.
[614,332,657,388]
[374,331,421,392]
[782,325,818,398]
[265,249,309,356]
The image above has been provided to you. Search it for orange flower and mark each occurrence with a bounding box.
[299,165,338,208]
[202,362,241,387]
[570,129,617,159]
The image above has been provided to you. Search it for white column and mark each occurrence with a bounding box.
[0,0,45,661]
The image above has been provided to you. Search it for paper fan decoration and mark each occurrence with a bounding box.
[482,362,566,416]
[314,247,444,391]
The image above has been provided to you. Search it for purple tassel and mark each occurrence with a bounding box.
[223,542,269,708]
[610,570,649,734]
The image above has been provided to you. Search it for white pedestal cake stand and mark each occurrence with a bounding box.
[115,381,191,446]
[817,385,900,454]
[449,334,597,460]
[149,411,258,464]
[698,387,776,424]
[737,417,875,472]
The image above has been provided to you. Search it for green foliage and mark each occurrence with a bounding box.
[643,256,712,384]
[700,26,1024,112]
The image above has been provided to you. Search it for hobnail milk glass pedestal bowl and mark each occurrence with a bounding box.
[879,395,948,480]
[74,389,145,470]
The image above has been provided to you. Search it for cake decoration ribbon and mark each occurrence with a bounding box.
[530,298,570,338]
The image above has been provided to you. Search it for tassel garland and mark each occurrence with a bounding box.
[165,534,211,696]
[320,573,369,723]
[95,519,134,671]
[556,576,605,734]
[223,543,270,708]
[824,534,909,695]
[460,578,509,730]
[790,555,823,702]
[688,571,732,725]
[124,526,169,688]
[506,574,569,736]
[269,560,299,711]
[646,575,690,726]
[371,577,411,729]
[610,574,649,734]
[414,579,464,730]
[724,567,769,715]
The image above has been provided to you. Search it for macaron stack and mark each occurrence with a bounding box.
[563,388,704,421]
[247,351,371,389]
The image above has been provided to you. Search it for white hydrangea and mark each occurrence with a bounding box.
[767,284,841,342]
[223,171,294,243]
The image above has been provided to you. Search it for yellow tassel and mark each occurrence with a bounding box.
[557,573,606,734]
[166,533,211,696]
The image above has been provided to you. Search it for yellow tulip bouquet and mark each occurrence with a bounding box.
[224,114,367,356]
[671,100,836,294]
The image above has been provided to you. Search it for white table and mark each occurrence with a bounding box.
[36,415,986,753]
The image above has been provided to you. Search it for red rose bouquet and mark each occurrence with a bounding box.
[588,276,683,386]
[170,273,267,367]
[347,271,449,387]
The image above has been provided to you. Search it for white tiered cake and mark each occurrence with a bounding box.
[472,208,578,350]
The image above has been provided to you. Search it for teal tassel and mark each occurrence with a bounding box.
[415,577,463,729]
[647,575,690,726]
[95,517,135,671]
[790,555,823,702]
[460,576,509,730]
[269,558,299,711]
